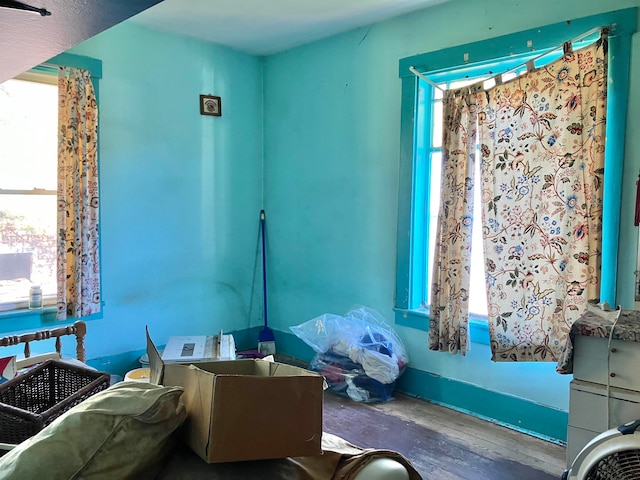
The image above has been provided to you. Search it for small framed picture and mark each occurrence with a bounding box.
[200,95,222,116]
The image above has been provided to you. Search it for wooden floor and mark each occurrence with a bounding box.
[322,391,567,480]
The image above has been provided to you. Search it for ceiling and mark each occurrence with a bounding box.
[0,0,162,83]
[131,0,448,56]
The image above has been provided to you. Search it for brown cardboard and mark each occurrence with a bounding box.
[146,328,324,463]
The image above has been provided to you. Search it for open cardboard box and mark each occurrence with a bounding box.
[146,328,325,463]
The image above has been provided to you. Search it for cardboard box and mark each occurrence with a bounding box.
[146,328,324,463]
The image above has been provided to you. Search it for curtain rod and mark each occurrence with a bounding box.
[0,0,51,16]
[410,25,608,92]
[499,25,606,78]
[409,66,445,92]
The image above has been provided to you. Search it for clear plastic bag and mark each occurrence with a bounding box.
[310,351,396,403]
[290,306,409,386]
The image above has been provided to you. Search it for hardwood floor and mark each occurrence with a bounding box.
[322,391,567,480]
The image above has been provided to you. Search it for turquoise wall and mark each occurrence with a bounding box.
[0,22,265,370]
[2,0,640,442]
[74,23,265,362]
[263,0,640,425]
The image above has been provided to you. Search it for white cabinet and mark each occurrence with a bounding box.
[573,335,640,390]
[566,333,640,467]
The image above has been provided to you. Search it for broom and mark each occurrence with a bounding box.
[257,210,276,355]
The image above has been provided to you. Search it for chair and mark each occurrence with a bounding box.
[0,320,86,369]
[0,253,32,282]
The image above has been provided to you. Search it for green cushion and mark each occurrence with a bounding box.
[0,381,185,479]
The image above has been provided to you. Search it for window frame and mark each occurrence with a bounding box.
[419,58,540,323]
[0,53,102,320]
[394,9,636,342]
[0,71,59,311]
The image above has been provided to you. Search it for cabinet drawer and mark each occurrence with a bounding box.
[569,380,640,431]
[573,336,640,389]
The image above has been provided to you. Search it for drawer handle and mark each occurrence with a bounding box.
[610,372,616,378]
[611,348,617,353]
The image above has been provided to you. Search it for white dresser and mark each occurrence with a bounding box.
[565,311,640,467]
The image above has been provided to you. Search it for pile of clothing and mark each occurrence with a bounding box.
[291,306,409,403]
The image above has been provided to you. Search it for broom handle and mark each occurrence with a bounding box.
[260,210,268,328]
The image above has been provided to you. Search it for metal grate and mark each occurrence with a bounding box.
[586,449,640,480]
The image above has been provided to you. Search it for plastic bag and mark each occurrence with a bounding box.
[290,306,409,384]
[310,351,396,403]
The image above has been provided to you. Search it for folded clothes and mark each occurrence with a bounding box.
[332,339,399,384]
[310,351,395,403]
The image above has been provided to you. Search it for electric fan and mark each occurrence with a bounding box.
[563,419,640,479]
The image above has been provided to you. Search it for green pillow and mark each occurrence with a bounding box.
[0,382,185,479]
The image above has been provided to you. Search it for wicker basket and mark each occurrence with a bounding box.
[0,359,110,445]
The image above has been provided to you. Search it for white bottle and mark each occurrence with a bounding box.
[29,285,42,309]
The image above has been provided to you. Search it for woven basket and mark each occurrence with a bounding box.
[0,359,110,445]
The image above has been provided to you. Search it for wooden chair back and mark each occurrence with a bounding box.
[0,320,87,365]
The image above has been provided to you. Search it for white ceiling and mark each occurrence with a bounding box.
[0,0,162,83]
[131,0,448,56]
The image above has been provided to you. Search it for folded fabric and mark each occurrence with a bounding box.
[291,432,422,480]
[0,381,186,480]
[156,432,422,480]
[354,349,399,385]
[333,339,399,384]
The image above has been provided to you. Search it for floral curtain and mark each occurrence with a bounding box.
[57,67,101,320]
[428,87,479,355]
[477,34,608,361]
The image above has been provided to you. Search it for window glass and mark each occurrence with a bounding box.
[431,101,442,149]
[426,150,441,307]
[423,74,489,317]
[0,77,57,309]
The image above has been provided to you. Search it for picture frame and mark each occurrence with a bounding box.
[200,94,222,116]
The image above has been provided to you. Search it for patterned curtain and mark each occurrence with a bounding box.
[428,88,478,355]
[57,67,101,320]
[477,34,608,361]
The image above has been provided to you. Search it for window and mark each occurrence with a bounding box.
[417,35,606,320]
[414,57,538,321]
[424,75,491,318]
[0,72,58,311]
[395,9,634,337]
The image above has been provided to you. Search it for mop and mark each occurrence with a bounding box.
[257,210,276,355]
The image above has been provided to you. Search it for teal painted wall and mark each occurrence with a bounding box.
[2,0,640,442]
[0,22,265,370]
[263,0,640,422]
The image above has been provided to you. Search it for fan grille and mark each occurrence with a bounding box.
[586,449,640,480]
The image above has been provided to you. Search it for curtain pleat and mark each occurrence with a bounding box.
[57,67,101,320]
[428,88,478,355]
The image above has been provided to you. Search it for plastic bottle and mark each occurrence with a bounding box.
[29,285,42,309]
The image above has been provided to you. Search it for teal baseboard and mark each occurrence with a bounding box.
[395,367,567,443]
[273,329,316,361]
[272,329,567,443]
[87,350,145,379]
[91,327,567,443]
[87,326,270,377]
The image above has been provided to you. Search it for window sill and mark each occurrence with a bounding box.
[0,305,60,333]
[394,307,490,345]
[0,305,57,319]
